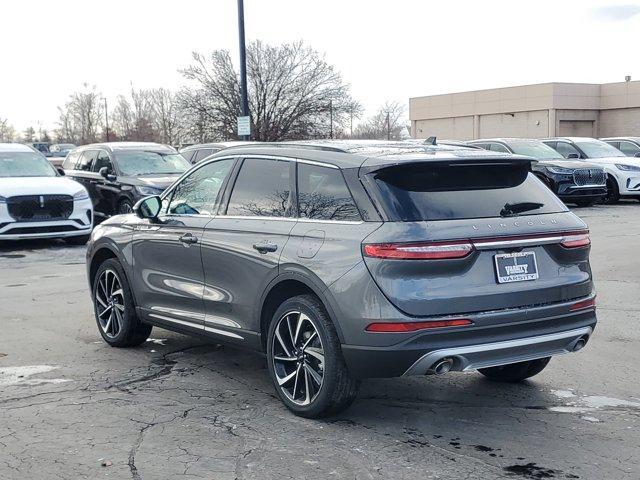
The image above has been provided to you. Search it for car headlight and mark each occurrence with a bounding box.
[73,189,90,201]
[615,164,640,172]
[546,166,575,175]
[135,186,164,196]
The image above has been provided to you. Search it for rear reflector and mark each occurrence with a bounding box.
[366,319,472,333]
[570,297,596,312]
[560,232,590,248]
[363,241,474,260]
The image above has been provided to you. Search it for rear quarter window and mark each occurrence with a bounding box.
[370,162,567,221]
[297,163,361,221]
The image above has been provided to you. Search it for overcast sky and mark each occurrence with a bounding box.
[2,0,640,132]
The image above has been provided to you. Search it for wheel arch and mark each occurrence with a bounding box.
[88,242,138,306]
[258,270,345,352]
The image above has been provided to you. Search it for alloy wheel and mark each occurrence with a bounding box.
[272,311,325,406]
[95,269,125,338]
[119,202,133,214]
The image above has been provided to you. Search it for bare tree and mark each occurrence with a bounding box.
[55,84,103,144]
[22,126,36,143]
[345,100,364,138]
[179,41,357,141]
[111,86,158,141]
[0,117,17,142]
[149,88,181,145]
[353,101,407,140]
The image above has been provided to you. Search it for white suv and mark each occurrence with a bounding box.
[543,137,640,203]
[0,143,93,242]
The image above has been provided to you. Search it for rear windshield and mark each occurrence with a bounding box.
[370,162,567,221]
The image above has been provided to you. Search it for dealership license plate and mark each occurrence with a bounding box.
[494,251,539,284]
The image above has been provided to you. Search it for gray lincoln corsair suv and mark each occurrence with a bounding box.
[86,141,596,417]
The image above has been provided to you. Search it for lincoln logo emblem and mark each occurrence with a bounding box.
[39,196,45,208]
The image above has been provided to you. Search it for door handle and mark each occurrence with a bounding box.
[179,233,199,245]
[253,242,278,254]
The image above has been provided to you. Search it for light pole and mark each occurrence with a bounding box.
[237,0,250,140]
[101,97,110,142]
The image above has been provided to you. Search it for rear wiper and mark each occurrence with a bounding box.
[500,202,544,217]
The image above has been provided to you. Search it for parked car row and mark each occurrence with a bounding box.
[464,136,640,205]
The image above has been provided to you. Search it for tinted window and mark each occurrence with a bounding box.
[115,151,190,176]
[0,152,57,177]
[371,162,567,221]
[167,159,234,215]
[298,164,360,221]
[574,139,624,158]
[77,150,97,171]
[489,143,510,153]
[618,141,640,156]
[506,140,564,159]
[180,150,196,163]
[93,151,113,173]
[226,158,292,217]
[193,149,216,163]
[555,142,581,159]
[63,151,81,170]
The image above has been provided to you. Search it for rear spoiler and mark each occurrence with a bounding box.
[359,155,537,176]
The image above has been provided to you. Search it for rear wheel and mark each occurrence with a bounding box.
[266,294,359,418]
[92,258,152,347]
[479,357,551,383]
[604,176,620,204]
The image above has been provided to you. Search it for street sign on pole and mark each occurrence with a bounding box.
[237,116,251,137]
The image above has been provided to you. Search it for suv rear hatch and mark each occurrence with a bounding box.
[361,158,592,317]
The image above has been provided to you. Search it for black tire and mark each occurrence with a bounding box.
[573,200,595,207]
[604,176,620,204]
[266,294,360,418]
[117,199,133,215]
[92,258,152,347]
[64,234,91,245]
[479,357,551,383]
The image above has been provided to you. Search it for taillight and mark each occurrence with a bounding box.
[363,241,474,260]
[570,297,596,312]
[560,232,590,248]
[366,319,472,332]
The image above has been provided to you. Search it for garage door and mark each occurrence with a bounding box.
[558,120,594,137]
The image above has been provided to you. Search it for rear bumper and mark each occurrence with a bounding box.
[402,326,591,375]
[341,304,597,378]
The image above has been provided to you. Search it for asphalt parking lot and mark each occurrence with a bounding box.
[1,203,639,480]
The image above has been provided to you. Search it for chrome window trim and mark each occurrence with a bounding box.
[149,313,244,340]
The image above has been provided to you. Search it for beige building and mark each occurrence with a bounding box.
[410,80,640,140]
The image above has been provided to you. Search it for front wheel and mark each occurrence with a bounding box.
[92,258,152,347]
[117,199,133,215]
[604,176,620,204]
[478,357,551,383]
[266,294,359,418]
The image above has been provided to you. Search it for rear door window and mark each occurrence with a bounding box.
[297,163,360,221]
[77,150,98,171]
[370,162,567,221]
[226,158,293,217]
[63,151,81,170]
[618,141,640,156]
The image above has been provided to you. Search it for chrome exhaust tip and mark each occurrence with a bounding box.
[429,358,454,375]
[573,336,588,352]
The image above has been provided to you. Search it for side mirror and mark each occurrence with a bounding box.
[99,167,116,181]
[567,153,580,159]
[56,167,65,176]
[133,196,162,219]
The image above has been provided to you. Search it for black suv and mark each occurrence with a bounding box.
[469,138,607,206]
[64,142,191,217]
[86,141,596,417]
